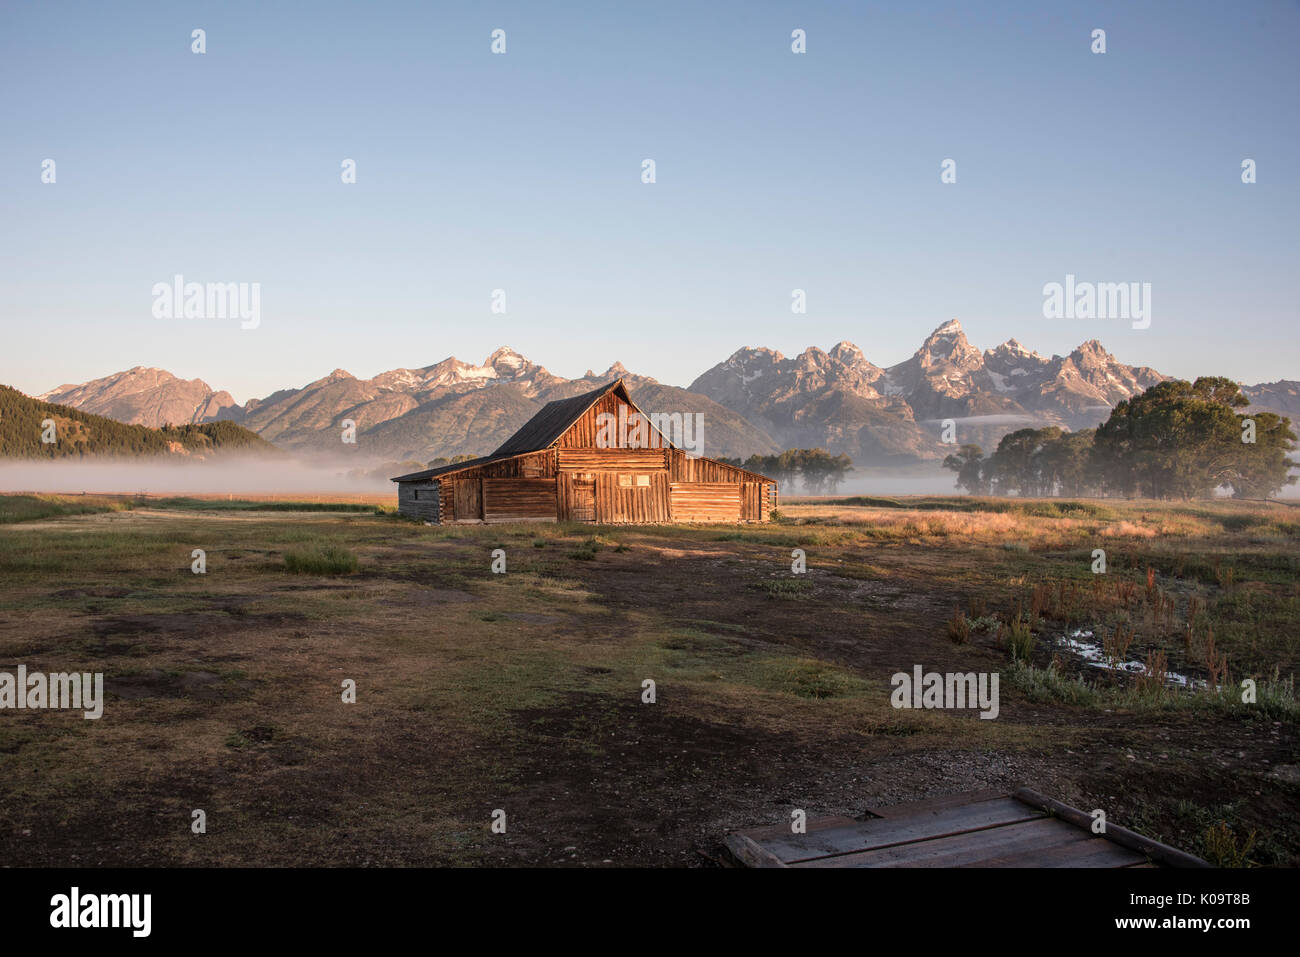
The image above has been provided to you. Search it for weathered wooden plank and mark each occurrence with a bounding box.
[723,834,788,869]
[790,817,1089,869]
[558,448,667,471]
[564,473,595,522]
[1013,788,1209,867]
[452,478,482,521]
[756,797,1045,864]
[972,836,1147,868]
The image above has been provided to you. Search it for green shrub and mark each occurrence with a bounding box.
[1201,822,1257,868]
[752,579,812,600]
[1005,616,1035,661]
[770,659,863,699]
[570,537,603,561]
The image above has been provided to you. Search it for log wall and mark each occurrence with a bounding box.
[557,448,668,471]
[669,482,741,522]
[397,480,440,522]
[483,477,559,523]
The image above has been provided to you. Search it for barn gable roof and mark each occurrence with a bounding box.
[491,379,630,456]
[391,380,630,483]
[391,378,776,484]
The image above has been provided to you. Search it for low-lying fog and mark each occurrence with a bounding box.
[0,460,1293,500]
[0,458,396,495]
[0,459,961,497]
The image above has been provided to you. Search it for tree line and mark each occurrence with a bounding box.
[943,377,1296,499]
[718,448,854,495]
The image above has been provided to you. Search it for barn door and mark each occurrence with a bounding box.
[571,474,595,522]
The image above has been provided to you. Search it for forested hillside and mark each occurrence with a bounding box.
[0,385,275,459]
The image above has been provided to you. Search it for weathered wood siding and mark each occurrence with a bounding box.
[668,449,762,484]
[483,477,559,523]
[557,448,668,471]
[556,392,676,451]
[557,472,596,522]
[397,480,440,522]
[669,482,741,522]
[449,478,482,522]
[593,472,670,523]
[474,451,555,479]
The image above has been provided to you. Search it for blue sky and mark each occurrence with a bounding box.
[1,0,1296,404]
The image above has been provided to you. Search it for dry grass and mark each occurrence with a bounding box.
[0,492,1296,866]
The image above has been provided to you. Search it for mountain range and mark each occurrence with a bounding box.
[31,321,1297,466]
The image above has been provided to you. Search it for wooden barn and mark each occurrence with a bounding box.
[392,379,777,525]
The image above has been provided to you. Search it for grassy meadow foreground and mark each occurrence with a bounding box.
[0,492,1297,867]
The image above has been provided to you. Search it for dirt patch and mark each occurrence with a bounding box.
[403,587,478,605]
[50,588,131,600]
[105,669,247,700]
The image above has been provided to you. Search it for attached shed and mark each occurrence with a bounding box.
[392,379,777,525]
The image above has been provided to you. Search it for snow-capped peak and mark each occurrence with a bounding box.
[485,346,528,371]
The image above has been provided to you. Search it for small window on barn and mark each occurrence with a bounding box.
[634,474,650,487]
[618,474,633,487]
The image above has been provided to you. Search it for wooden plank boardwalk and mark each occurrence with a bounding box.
[725,788,1209,868]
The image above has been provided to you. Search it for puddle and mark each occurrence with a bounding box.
[1056,628,1205,690]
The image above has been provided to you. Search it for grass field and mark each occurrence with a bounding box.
[0,492,1296,866]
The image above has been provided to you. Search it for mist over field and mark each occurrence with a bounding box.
[0,458,394,496]
[0,459,958,498]
[2,460,1294,500]
[830,469,968,497]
